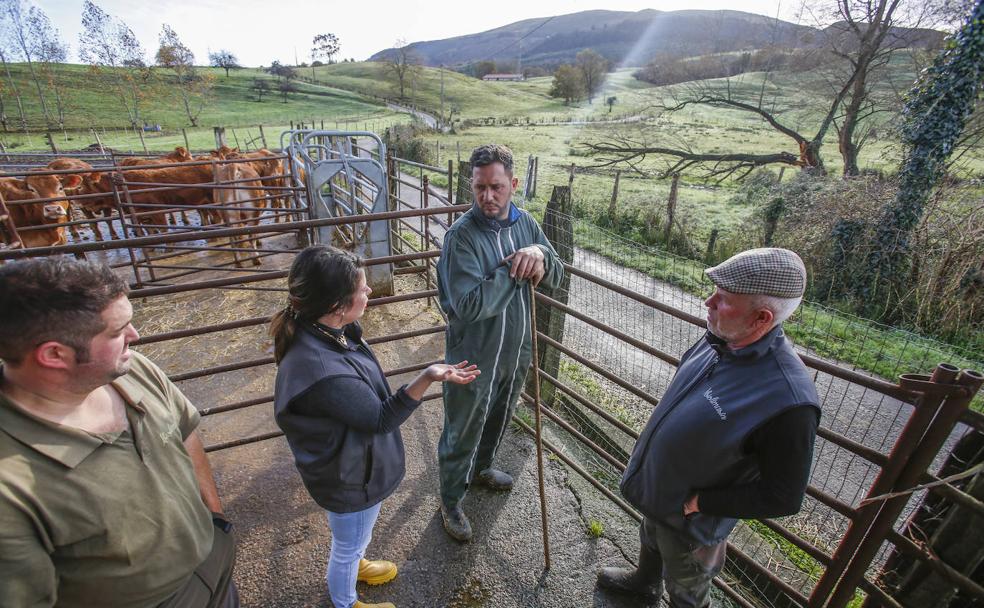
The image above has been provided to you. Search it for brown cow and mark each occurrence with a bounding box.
[1,173,82,248]
[90,164,215,236]
[118,147,197,226]
[118,146,194,166]
[213,162,268,267]
[45,158,118,242]
[212,146,288,220]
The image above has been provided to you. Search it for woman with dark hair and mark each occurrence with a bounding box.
[271,246,479,608]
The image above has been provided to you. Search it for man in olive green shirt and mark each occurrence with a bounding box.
[0,259,238,608]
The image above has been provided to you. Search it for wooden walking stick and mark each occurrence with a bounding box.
[528,282,552,569]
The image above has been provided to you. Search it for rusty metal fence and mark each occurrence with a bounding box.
[0,151,309,288]
[2,154,981,608]
[519,208,984,608]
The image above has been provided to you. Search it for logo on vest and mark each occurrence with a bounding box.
[703,388,727,420]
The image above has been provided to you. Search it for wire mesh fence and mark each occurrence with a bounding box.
[530,209,983,607]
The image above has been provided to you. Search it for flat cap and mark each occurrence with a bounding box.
[705,248,806,298]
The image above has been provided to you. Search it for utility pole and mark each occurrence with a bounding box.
[440,66,445,129]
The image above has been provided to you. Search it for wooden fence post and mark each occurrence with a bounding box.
[137,128,148,154]
[608,169,621,219]
[213,127,226,149]
[665,173,680,245]
[258,125,267,148]
[568,163,575,188]
[531,156,539,198]
[705,229,719,264]
[91,128,105,156]
[534,184,574,406]
[181,128,191,152]
[45,132,58,153]
[456,160,472,211]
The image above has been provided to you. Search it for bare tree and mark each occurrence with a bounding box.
[382,39,421,101]
[208,50,241,78]
[250,77,270,102]
[156,25,212,127]
[311,33,340,78]
[78,0,151,130]
[0,36,27,131]
[587,0,945,178]
[805,0,942,175]
[0,0,52,124]
[29,6,70,129]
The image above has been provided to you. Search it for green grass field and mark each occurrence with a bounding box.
[0,64,410,152]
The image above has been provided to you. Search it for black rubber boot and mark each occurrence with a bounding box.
[596,542,663,605]
[476,468,514,490]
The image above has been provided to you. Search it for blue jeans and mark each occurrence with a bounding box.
[326,503,382,608]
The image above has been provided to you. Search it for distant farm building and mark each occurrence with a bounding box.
[482,73,524,81]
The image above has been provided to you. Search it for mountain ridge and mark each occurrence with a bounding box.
[368,8,944,70]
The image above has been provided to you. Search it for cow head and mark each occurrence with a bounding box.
[24,172,82,219]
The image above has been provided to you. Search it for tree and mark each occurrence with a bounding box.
[30,6,70,129]
[382,39,421,100]
[277,79,297,103]
[208,50,240,78]
[549,64,584,104]
[807,0,939,175]
[606,95,617,113]
[156,25,212,127]
[859,0,983,314]
[575,48,608,102]
[0,11,27,131]
[78,0,151,130]
[250,77,270,102]
[267,60,297,82]
[472,60,497,79]
[310,33,339,78]
[1,0,52,124]
[586,0,946,179]
[266,61,298,103]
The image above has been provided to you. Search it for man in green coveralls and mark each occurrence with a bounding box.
[436,144,564,541]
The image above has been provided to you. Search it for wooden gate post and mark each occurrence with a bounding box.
[213,127,227,149]
[532,185,573,407]
[608,170,621,219]
[665,173,679,245]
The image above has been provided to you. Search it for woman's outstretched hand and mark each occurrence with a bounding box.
[426,361,480,384]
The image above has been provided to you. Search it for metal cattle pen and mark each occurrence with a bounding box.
[2,146,981,608]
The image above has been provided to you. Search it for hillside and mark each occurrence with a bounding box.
[368,8,945,69]
[0,64,404,133]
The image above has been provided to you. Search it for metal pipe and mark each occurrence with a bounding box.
[537,332,661,409]
[536,292,680,367]
[520,391,627,470]
[1,205,469,259]
[528,283,552,570]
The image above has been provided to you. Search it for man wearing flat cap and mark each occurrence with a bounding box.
[597,248,820,607]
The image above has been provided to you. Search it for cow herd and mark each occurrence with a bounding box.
[0,146,294,267]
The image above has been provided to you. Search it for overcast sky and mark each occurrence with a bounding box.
[32,0,809,67]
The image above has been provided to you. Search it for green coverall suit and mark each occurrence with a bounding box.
[436,203,564,509]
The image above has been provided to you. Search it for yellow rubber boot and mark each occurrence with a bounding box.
[357,558,398,585]
[353,601,395,608]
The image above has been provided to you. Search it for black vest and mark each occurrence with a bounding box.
[621,326,819,545]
